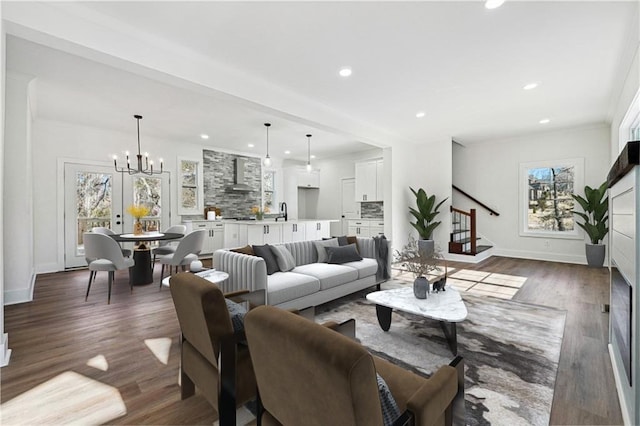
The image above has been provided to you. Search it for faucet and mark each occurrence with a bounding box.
[276,202,288,222]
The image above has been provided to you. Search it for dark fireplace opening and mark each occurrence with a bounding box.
[611,261,632,386]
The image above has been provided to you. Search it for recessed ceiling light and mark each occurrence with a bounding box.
[523,83,538,90]
[416,111,426,118]
[248,143,255,148]
[310,155,316,159]
[284,150,291,154]
[485,0,505,9]
[539,118,550,124]
[200,134,209,140]
[339,67,352,77]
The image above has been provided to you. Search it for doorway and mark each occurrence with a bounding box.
[341,178,358,235]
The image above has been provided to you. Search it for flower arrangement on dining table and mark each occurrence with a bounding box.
[127,204,150,235]
[251,205,270,220]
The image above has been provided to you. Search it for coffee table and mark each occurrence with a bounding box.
[366,285,467,355]
[161,269,229,288]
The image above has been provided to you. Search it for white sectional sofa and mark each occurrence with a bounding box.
[213,237,390,310]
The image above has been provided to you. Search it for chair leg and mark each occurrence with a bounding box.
[107,271,114,304]
[85,271,95,301]
[159,264,166,290]
[180,368,195,400]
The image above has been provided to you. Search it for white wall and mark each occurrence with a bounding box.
[453,125,611,264]
[3,72,35,305]
[390,139,452,255]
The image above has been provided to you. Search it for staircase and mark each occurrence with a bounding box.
[449,207,493,256]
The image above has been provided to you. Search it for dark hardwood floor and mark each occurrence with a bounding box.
[1,256,623,425]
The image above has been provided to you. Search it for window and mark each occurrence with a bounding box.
[519,158,584,238]
[263,170,276,209]
[178,157,203,215]
[133,176,162,231]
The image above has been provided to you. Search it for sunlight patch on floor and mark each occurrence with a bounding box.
[1,371,126,425]
[144,338,172,365]
[87,354,109,371]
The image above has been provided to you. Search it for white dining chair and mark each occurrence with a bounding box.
[158,229,206,289]
[92,226,133,257]
[152,224,187,267]
[84,232,135,304]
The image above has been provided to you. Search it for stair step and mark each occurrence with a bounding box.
[451,229,470,235]
[449,244,493,256]
[452,237,481,244]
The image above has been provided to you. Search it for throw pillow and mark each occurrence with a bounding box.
[225,298,248,333]
[326,244,363,264]
[270,245,296,272]
[230,245,255,256]
[313,238,339,263]
[377,373,401,426]
[347,236,360,252]
[252,244,280,275]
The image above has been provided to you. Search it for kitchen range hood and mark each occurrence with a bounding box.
[226,158,253,192]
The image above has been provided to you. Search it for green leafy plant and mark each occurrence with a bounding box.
[409,187,448,240]
[571,181,609,244]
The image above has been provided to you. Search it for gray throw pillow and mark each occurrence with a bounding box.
[377,373,401,426]
[326,244,363,264]
[225,298,248,333]
[270,245,296,272]
[252,244,280,275]
[313,238,339,263]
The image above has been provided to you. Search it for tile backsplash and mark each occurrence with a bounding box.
[201,149,262,218]
[361,201,384,218]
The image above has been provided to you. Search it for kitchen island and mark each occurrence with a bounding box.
[184,219,339,256]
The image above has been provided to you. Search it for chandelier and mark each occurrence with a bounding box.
[113,115,163,175]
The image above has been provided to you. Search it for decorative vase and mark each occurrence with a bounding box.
[585,243,606,268]
[133,219,144,236]
[256,212,264,221]
[413,276,429,299]
[418,239,435,257]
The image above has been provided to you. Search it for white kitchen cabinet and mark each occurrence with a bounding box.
[297,169,320,188]
[247,223,282,245]
[347,219,385,237]
[355,159,383,202]
[305,220,330,241]
[281,222,306,243]
[224,223,248,248]
[369,220,385,237]
[184,221,225,256]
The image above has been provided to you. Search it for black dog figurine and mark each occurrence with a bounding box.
[432,277,447,293]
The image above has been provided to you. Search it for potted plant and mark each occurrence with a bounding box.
[394,236,443,299]
[571,181,609,267]
[409,187,448,256]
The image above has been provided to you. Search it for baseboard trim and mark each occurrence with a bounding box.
[444,249,493,264]
[608,344,631,426]
[35,262,60,274]
[4,269,36,305]
[492,248,587,265]
[0,333,12,367]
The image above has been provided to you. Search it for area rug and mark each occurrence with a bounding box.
[315,280,567,426]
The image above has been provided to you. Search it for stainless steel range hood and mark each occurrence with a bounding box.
[226,158,253,192]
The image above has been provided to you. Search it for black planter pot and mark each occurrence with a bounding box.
[417,239,435,257]
[585,243,606,268]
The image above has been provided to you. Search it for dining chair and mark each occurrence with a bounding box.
[92,226,133,257]
[152,224,187,267]
[158,229,206,289]
[84,232,135,304]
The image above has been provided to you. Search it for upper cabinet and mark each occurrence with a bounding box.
[297,168,320,188]
[355,158,383,202]
[178,157,204,215]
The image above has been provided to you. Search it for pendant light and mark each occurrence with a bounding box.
[306,134,312,172]
[263,123,272,167]
[113,115,163,175]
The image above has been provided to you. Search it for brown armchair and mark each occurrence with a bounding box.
[244,305,464,426]
[169,272,264,426]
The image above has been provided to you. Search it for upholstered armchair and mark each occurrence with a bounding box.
[169,272,265,426]
[244,305,464,426]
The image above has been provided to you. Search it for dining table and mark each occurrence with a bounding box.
[111,232,184,285]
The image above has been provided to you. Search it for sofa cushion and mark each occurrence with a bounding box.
[292,263,359,291]
[253,244,280,275]
[326,244,362,264]
[341,257,378,279]
[270,245,296,272]
[313,238,339,263]
[230,245,255,256]
[267,272,321,305]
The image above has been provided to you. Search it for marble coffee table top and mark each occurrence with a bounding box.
[366,285,468,322]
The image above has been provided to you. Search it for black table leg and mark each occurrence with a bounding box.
[439,321,458,355]
[375,304,393,331]
[130,248,153,285]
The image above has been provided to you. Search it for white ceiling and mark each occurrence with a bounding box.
[5,1,637,160]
